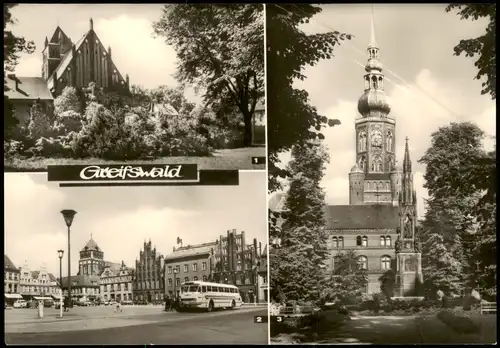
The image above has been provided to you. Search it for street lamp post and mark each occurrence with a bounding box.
[173,268,179,298]
[57,249,64,318]
[61,209,77,309]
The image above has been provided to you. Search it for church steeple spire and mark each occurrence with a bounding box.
[369,5,378,49]
[403,136,412,173]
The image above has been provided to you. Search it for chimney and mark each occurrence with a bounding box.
[241,231,246,251]
[89,17,94,31]
[253,238,258,260]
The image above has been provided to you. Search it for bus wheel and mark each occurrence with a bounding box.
[231,300,236,310]
[208,300,214,312]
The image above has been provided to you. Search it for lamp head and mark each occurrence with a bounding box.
[61,209,77,227]
[57,249,64,259]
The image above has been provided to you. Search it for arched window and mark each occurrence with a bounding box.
[356,236,362,246]
[381,256,391,270]
[380,236,386,246]
[357,256,368,270]
[168,278,172,286]
[184,277,189,283]
[385,236,392,247]
[338,237,344,248]
[332,237,338,248]
[193,276,198,281]
[362,236,368,247]
[202,275,207,281]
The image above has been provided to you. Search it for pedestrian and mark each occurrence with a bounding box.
[115,301,123,312]
[164,296,169,312]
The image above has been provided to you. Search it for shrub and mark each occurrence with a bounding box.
[30,137,72,158]
[28,102,54,140]
[53,110,84,134]
[437,309,481,334]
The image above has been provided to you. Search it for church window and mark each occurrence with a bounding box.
[362,236,368,247]
[357,256,368,270]
[356,236,362,246]
[381,256,391,270]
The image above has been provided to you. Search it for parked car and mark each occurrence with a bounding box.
[54,301,62,309]
[121,300,133,305]
[13,300,28,308]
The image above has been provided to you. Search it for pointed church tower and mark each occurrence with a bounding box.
[351,8,396,205]
[395,137,423,297]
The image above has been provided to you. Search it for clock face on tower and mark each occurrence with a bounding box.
[371,130,383,147]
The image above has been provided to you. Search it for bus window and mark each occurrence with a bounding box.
[225,288,229,293]
[218,287,223,292]
[202,286,207,293]
[232,288,237,293]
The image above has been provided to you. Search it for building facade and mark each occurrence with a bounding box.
[4,18,130,126]
[18,263,59,300]
[132,240,164,304]
[4,255,20,295]
[257,245,269,303]
[212,230,261,303]
[270,17,422,296]
[164,243,214,297]
[99,261,133,302]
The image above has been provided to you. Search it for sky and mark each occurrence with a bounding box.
[4,172,267,278]
[8,4,200,104]
[276,4,496,218]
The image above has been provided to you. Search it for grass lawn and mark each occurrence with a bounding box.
[4,147,266,172]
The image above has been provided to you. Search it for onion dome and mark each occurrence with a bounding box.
[358,89,391,115]
[365,58,383,72]
[350,163,364,174]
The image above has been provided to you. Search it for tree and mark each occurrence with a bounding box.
[270,140,330,303]
[446,4,496,99]
[3,4,36,89]
[418,122,491,295]
[4,4,35,140]
[27,100,52,140]
[54,87,81,116]
[153,4,264,147]
[266,4,350,192]
[323,250,368,304]
[150,85,196,115]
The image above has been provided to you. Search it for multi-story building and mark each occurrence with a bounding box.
[4,255,22,304]
[61,236,122,301]
[5,18,130,127]
[212,230,261,303]
[18,263,59,301]
[132,240,164,304]
[257,244,268,303]
[99,261,133,303]
[164,243,215,297]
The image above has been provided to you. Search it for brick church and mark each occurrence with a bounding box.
[270,15,423,296]
[5,18,129,126]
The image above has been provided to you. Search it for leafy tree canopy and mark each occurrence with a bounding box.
[153,4,264,146]
[446,4,496,99]
[266,4,350,191]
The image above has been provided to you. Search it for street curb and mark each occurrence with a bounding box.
[5,307,266,326]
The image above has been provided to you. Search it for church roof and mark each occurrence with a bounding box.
[4,255,19,272]
[325,205,399,229]
[81,237,100,252]
[104,261,121,273]
[5,76,54,101]
[165,245,212,261]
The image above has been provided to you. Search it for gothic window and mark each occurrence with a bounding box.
[381,256,391,270]
[386,131,393,152]
[357,256,368,270]
[356,236,362,246]
[362,236,368,247]
[359,156,366,170]
[358,132,367,152]
[183,264,188,273]
[372,156,382,172]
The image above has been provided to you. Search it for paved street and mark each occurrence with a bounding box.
[5,307,268,344]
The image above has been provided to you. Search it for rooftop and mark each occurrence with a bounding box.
[325,205,399,229]
[4,255,19,272]
[5,76,54,101]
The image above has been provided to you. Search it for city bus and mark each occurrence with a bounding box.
[178,281,243,312]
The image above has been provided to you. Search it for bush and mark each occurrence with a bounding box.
[53,110,84,134]
[29,137,72,158]
[4,140,25,159]
[437,309,481,334]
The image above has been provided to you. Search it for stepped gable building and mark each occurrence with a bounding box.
[18,262,59,301]
[99,261,133,303]
[270,15,422,296]
[5,18,130,126]
[132,240,165,303]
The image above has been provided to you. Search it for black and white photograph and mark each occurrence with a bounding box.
[4,171,268,345]
[267,4,496,345]
[4,4,265,172]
